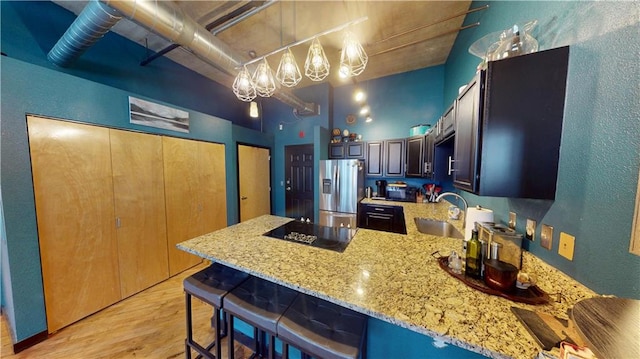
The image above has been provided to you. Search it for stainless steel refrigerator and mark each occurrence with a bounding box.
[319,159,364,228]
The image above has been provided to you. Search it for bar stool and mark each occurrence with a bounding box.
[224,276,299,359]
[184,263,249,359]
[277,293,368,359]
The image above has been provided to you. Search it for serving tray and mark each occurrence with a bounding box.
[437,256,550,305]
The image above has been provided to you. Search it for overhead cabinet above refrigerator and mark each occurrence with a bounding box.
[452,46,570,200]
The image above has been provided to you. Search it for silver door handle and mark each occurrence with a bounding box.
[115,217,121,228]
[286,187,291,191]
[448,156,456,175]
[241,196,248,200]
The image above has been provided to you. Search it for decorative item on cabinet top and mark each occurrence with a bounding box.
[469,20,539,72]
[330,129,361,144]
[409,124,431,136]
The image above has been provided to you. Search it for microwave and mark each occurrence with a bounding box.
[386,184,417,202]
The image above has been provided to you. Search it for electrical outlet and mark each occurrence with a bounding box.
[541,224,553,250]
[509,211,517,229]
[558,232,575,260]
[526,219,536,241]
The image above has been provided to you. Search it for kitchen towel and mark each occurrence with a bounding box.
[465,206,494,240]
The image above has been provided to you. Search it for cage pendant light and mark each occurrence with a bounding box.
[276,48,302,87]
[232,66,256,102]
[339,31,368,78]
[304,37,330,81]
[252,58,277,97]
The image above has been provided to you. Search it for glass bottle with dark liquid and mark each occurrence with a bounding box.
[465,228,482,279]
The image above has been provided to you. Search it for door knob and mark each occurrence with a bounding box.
[241,196,248,200]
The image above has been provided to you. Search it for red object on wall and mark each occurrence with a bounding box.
[299,131,305,138]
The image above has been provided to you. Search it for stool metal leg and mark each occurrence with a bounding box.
[213,307,221,359]
[185,291,217,359]
[251,327,260,359]
[186,292,193,359]
[228,313,235,359]
[268,333,275,359]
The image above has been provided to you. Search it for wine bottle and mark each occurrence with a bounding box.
[465,228,482,278]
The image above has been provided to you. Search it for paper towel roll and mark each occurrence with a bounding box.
[465,206,494,240]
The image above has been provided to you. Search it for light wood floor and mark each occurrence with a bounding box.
[1,263,251,359]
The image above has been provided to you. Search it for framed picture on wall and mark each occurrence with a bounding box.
[128,96,189,133]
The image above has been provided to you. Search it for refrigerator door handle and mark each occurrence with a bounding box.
[334,164,340,209]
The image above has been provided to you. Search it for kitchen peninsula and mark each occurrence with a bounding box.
[177,201,597,359]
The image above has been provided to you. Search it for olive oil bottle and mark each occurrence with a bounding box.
[465,227,482,278]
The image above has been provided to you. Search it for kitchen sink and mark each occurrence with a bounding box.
[414,218,464,239]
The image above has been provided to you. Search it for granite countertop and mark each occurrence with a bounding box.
[178,200,597,359]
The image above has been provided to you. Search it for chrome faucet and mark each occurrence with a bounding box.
[435,192,468,228]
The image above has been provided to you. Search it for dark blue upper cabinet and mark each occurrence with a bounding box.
[453,46,570,200]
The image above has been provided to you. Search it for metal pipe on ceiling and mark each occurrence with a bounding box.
[47,0,317,115]
[371,5,489,46]
[369,23,481,57]
[47,0,122,67]
[140,1,277,67]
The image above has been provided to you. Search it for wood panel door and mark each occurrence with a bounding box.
[163,137,202,276]
[198,141,227,234]
[238,145,271,222]
[27,116,121,333]
[163,137,226,276]
[110,130,169,298]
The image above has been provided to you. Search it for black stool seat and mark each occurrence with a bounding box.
[184,263,250,307]
[184,263,249,359]
[277,294,368,359]
[224,276,299,358]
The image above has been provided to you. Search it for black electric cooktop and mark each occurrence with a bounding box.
[263,220,357,253]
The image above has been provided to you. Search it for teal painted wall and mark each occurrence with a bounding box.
[333,66,444,141]
[0,55,272,342]
[2,0,638,355]
[269,84,331,218]
[0,1,256,129]
[332,66,446,191]
[443,1,640,298]
[267,66,446,214]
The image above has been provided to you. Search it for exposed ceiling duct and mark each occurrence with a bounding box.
[47,0,318,116]
[47,0,122,67]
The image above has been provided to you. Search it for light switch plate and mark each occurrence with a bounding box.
[541,224,553,250]
[526,219,536,241]
[509,212,517,229]
[558,232,575,260]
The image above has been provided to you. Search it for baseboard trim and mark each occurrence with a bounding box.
[13,330,48,354]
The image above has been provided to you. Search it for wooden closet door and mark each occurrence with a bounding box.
[199,141,227,233]
[163,137,203,276]
[27,116,121,333]
[238,145,270,222]
[110,129,169,298]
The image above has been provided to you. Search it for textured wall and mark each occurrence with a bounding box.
[444,1,640,298]
[0,1,253,129]
[0,56,246,342]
